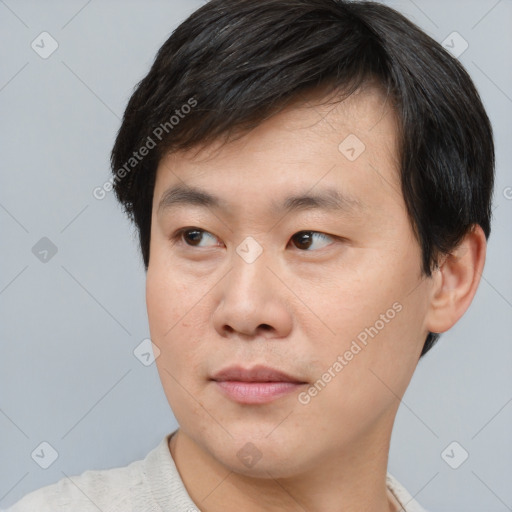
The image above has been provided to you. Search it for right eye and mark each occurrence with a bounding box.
[171,228,222,248]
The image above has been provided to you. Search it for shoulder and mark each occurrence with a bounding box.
[5,457,146,512]
[6,431,196,512]
[386,472,430,512]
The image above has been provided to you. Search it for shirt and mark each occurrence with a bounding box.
[5,430,429,512]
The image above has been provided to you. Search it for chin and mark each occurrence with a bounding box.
[216,447,309,480]
[203,429,311,477]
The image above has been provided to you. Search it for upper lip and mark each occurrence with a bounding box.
[211,365,306,383]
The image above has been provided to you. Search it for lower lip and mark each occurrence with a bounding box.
[214,381,305,404]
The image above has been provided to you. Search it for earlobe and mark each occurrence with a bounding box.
[424,224,487,334]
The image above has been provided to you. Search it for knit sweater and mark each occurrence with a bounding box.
[6,430,428,512]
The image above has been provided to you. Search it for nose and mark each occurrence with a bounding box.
[212,245,293,340]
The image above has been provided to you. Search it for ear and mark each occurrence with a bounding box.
[424,224,487,334]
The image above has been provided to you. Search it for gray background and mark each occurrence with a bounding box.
[1,1,511,510]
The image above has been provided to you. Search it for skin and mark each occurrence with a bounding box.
[145,83,486,512]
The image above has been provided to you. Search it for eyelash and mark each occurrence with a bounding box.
[170,227,340,252]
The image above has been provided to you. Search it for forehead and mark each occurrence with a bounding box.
[153,84,401,214]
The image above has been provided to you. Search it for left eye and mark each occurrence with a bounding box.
[289,231,335,251]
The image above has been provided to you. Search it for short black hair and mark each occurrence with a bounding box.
[110,0,495,358]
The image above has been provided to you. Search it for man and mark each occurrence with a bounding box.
[7,0,494,510]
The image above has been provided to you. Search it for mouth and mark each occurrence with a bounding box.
[210,365,308,404]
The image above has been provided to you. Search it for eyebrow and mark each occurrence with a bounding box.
[157,183,365,216]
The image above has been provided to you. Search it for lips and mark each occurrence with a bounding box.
[210,365,307,404]
[211,364,306,384]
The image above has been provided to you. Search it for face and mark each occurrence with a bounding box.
[146,84,433,478]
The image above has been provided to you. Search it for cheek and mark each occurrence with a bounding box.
[146,263,206,376]
[311,264,396,345]
[146,252,204,336]
[147,268,208,422]
[309,254,427,395]
[300,302,424,442]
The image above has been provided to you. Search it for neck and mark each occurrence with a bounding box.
[168,422,400,512]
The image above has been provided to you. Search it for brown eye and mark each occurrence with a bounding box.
[182,229,203,246]
[290,231,334,251]
[175,228,219,248]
